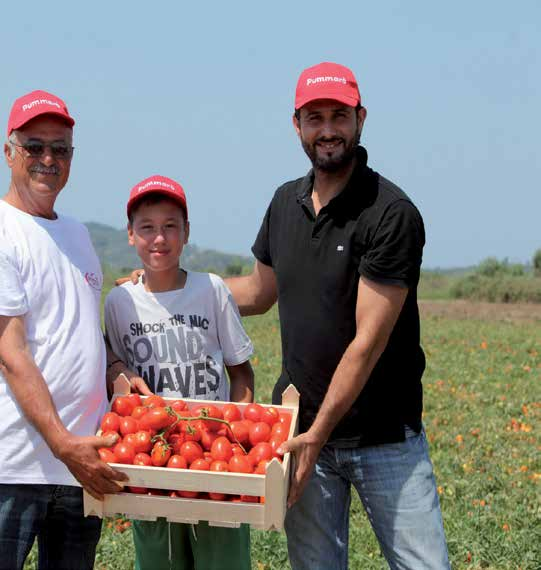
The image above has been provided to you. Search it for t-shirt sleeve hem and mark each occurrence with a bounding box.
[251,244,272,267]
[223,342,254,367]
[358,266,411,288]
[0,306,28,317]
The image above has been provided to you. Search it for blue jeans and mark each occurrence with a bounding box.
[284,428,450,570]
[0,484,101,570]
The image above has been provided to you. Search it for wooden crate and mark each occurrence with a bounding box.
[84,381,299,531]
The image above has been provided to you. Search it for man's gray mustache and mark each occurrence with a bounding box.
[30,166,59,175]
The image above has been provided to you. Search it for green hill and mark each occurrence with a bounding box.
[86,222,252,273]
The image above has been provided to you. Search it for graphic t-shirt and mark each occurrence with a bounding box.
[104,272,253,401]
[0,200,107,485]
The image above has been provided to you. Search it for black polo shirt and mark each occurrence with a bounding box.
[252,146,426,446]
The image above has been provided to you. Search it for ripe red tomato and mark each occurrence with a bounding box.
[180,441,204,465]
[144,394,166,408]
[168,433,185,455]
[112,396,135,417]
[231,444,244,456]
[228,455,252,473]
[260,406,280,427]
[100,412,120,433]
[192,405,224,432]
[222,403,241,423]
[113,442,136,464]
[240,495,259,502]
[119,416,139,436]
[133,452,152,466]
[243,403,264,423]
[128,486,148,494]
[177,490,199,499]
[131,406,148,420]
[270,422,288,440]
[279,413,292,430]
[200,430,219,451]
[98,447,118,463]
[210,437,233,462]
[139,408,173,431]
[254,459,270,474]
[229,421,250,446]
[190,458,210,471]
[150,442,172,466]
[133,430,153,453]
[249,442,273,464]
[249,422,272,447]
[170,399,187,412]
[209,492,227,501]
[167,454,188,469]
[268,436,285,457]
[127,393,143,407]
[123,433,138,449]
[210,460,229,472]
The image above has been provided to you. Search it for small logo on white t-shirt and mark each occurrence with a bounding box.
[337,245,344,252]
[85,272,102,290]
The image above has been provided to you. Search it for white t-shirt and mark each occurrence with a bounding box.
[104,272,253,401]
[0,200,107,485]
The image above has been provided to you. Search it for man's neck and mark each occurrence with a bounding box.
[4,183,57,219]
[311,156,357,216]
[143,267,187,293]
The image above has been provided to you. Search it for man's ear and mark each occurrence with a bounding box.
[357,106,367,131]
[4,143,14,168]
[127,222,135,246]
[184,220,190,245]
[292,113,301,138]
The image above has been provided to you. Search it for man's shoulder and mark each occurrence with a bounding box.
[376,174,414,205]
[273,176,307,201]
[105,280,138,307]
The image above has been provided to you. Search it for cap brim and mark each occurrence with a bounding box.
[295,92,359,110]
[11,110,75,133]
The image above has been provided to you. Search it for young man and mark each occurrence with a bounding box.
[226,62,451,569]
[0,90,127,570]
[104,175,254,570]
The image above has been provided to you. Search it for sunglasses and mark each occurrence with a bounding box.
[11,140,74,159]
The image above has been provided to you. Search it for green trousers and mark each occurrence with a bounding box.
[133,518,251,570]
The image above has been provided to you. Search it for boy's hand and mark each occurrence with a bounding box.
[107,363,153,399]
[115,269,144,286]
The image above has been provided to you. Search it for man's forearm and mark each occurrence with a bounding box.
[1,351,72,457]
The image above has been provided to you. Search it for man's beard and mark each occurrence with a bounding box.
[301,130,360,173]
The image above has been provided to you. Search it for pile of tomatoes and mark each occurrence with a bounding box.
[98,394,292,502]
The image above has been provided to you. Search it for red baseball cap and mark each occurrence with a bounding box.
[294,62,361,110]
[7,89,75,136]
[127,175,188,219]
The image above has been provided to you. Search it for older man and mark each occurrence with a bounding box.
[226,63,450,569]
[0,90,127,570]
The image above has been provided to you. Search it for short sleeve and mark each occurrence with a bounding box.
[104,290,127,364]
[0,250,28,316]
[214,278,254,366]
[251,201,273,267]
[359,200,425,287]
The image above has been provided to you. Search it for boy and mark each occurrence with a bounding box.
[104,175,254,570]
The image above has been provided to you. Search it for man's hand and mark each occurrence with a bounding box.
[115,269,143,287]
[277,430,325,508]
[56,433,128,500]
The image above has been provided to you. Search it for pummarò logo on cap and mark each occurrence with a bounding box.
[21,99,62,112]
[306,76,347,86]
[137,180,176,194]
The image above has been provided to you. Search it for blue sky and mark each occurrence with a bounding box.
[1,1,539,268]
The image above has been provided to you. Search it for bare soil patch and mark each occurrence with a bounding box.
[419,299,541,323]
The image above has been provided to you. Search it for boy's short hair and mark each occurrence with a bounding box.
[128,193,187,225]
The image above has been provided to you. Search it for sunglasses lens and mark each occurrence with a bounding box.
[23,142,45,157]
[50,143,71,158]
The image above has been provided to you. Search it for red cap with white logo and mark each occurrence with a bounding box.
[127,175,188,219]
[7,89,75,136]
[294,62,361,110]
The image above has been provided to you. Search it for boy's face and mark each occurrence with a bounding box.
[128,199,189,275]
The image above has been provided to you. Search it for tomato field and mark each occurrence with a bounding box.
[23,301,539,569]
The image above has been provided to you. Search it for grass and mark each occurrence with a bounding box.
[24,305,540,569]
